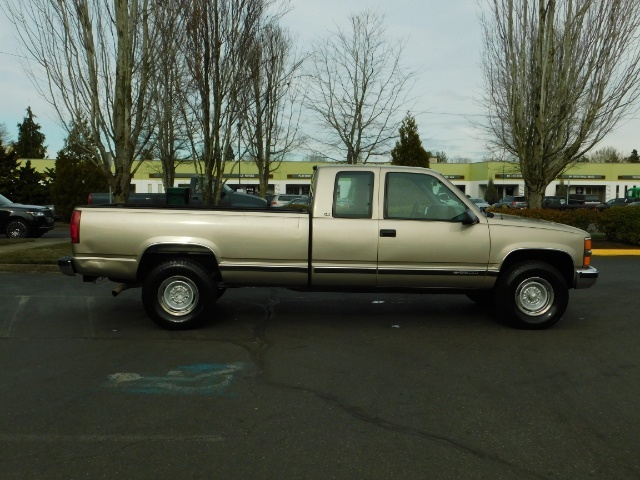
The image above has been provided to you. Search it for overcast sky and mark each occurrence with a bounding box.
[1,0,638,161]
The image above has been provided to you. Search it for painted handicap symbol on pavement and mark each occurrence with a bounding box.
[105,363,244,395]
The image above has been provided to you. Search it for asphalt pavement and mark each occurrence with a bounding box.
[0,257,639,479]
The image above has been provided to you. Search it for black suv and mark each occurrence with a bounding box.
[0,194,55,238]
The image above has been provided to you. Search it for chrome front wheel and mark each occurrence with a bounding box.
[514,277,554,317]
[496,261,568,330]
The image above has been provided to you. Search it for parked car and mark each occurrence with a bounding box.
[89,177,267,208]
[469,197,490,212]
[0,193,55,238]
[568,194,601,206]
[269,194,306,207]
[283,196,309,209]
[597,197,636,210]
[493,196,527,209]
[542,196,593,209]
[542,196,568,208]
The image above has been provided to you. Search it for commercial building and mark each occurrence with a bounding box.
[24,158,640,202]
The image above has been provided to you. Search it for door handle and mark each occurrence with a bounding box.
[380,229,396,237]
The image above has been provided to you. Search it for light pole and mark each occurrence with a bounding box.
[237,119,242,190]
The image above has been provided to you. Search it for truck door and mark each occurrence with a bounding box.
[311,170,379,287]
[377,170,490,289]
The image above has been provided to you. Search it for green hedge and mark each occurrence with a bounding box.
[487,207,640,245]
[596,208,640,244]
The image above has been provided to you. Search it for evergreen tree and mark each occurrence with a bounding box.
[556,179,568,197]
[52,117,109,221]
[485,179,499,204]
[13,160,50,205]
[15,106,47,159]
[390,113,431,168]
[629,149,640,163]
[0,138,19,198]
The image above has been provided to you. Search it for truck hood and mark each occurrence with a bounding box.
[487,212,588,236]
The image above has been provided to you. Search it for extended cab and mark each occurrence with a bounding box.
[58,165,598,330]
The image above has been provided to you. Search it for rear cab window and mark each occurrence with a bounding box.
[333,171,374,218]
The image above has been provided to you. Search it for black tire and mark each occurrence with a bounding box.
[141,259,216,330]
[5,219,30,239]
[495,261,568,330]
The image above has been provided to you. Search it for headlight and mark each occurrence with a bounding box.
[27,211,45,216]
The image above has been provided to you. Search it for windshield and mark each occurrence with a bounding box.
[0,194,13,205]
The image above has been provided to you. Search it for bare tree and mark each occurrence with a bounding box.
[149,1,190,189]
[180,0,269,205]
[1,0,158,202]
[479,0,640,207]
[244,22,304,197]
[0,123,10,145]
[585,146,624,164]
[305,10,416,164]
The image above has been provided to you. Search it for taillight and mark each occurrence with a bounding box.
[583,238,592,267]
[70,210,81,244]
[87,194,92,205]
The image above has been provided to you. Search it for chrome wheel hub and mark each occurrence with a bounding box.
[515,277,554,317]
[158,276,199,317]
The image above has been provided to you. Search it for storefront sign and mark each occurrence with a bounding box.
[558,174,605,179]
[443,175,464,180]
[618,175,640,180]
[287,174,313,179]
[495,174,523,179]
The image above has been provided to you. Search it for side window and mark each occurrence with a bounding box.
[333,171,374,218]
[385,172,467,221]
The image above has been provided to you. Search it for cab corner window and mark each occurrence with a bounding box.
[333,171,374,218]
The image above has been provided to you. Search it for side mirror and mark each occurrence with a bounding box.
[461,209,480,225]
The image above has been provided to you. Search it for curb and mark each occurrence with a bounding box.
[592,249,640,256]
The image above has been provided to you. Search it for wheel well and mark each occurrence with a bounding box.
[137,245,221,284]
[7,216,29,225]
[4,217,31,234]
[500,249,574,286]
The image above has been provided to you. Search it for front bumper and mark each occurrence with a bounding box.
[58,256,76,276]
[575,266,598,289]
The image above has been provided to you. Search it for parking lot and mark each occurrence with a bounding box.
[1,257,639,479]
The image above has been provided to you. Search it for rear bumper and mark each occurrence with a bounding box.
[575,266,598,289]
[58,256,76,276]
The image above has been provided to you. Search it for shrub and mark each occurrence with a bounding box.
[597,208,640,244]
[486,207,640,245]
[487,207,599,232]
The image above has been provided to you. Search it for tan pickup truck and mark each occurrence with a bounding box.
[59,165,598,330]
